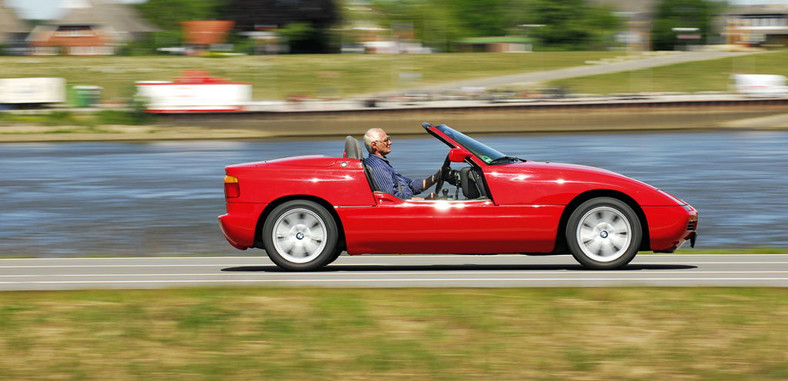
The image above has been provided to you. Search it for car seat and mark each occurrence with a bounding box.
[459,166,486,199]
[343,136,380,192]
[343,136,363,159]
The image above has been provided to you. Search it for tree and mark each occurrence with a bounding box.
[136,0,225,45]
[366,0,621,52]
[224,0,339,53]
[524,0,620,50]
[651,0,723,50]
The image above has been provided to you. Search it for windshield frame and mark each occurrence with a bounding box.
[429,124,516,165]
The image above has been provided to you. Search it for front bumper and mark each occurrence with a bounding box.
[643,204,698,252]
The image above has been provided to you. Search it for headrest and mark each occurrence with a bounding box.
[343,136,364,159]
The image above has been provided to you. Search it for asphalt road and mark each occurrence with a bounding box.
[0,254,786,291]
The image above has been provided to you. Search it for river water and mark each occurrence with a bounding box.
[1,130,786,257]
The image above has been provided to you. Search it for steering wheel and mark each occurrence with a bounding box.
[434,153,451,198]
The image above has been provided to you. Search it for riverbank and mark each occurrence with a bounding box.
[1,105,787,143]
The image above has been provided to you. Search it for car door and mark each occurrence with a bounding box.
[339,186,561,255]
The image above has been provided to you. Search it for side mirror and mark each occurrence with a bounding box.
[448,147,471,163]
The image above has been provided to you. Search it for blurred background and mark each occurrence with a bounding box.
[0,0,787,256]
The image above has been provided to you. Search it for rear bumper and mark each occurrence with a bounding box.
[217,203,267,250]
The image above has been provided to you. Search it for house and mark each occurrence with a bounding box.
[28,0,160,56]
[28,25,113,56]
[723,5,788,48]
[182,20,235,51]
[456,36,534,53]
[0,3,28,54]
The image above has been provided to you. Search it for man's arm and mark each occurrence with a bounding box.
[420,168,443,191]
[368,161,414,199]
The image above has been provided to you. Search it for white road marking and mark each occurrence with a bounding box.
[2,254,785,261]
[0,270,787,278]
[0,278,786,285]
[0,255,785,289]
[1,260,787,269]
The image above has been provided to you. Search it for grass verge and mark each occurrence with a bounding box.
[0,109,152,128]
[549,49,788,95]
[0,287,785,380]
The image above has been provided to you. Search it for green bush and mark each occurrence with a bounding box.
[95,108,152,126]
[44,111,76,126]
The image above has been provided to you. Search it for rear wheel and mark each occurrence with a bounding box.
[262,200,339,271]
[566,197,642,269]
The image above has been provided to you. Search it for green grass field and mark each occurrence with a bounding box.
[549,49,788,95]
[0,287,785,380]
[2,51,788,102]
[0,52,620,100]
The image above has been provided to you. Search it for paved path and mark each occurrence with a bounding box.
[373,51,761,97]
[0,254,786,290]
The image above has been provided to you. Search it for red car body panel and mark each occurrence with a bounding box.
[218,124,698,257]
[223,156,376,206]
[482,161,679,206]
[218,202,266,249]
[337,193,562,254]
[643,205,698,251]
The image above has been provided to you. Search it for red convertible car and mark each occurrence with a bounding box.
[219,122,697,270]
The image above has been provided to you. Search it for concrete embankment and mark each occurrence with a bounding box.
[1,99,787,143]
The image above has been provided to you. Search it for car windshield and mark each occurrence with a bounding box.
[435,125,518,165]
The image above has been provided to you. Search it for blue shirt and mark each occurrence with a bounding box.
[366,154,424,199]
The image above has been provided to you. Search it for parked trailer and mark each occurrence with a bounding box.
[0,78,66,107]
[136,72,252,113]
[732,74,788,97]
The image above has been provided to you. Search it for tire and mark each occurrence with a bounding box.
[326,248,344,265]
[262,200,339,271]
[566,197,642,270]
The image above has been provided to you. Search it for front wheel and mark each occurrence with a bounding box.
[262,200,339,271]
[566,197,642,270]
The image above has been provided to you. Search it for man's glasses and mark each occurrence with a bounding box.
[375,136,392,144]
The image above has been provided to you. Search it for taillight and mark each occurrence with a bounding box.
[224,175,240,198]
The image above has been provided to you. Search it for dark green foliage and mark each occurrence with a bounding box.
[224,0,339,53]
[132,0,622,53]
[651,0,725,50]
[370,0,622,51]
[136,0,226,31]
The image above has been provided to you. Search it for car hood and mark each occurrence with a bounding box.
[486,161,685,206]
[516,161,633,179]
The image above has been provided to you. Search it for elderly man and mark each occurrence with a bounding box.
[364,127,442,199]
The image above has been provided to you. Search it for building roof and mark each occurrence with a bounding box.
[55,0,160,34]
[182,20,234,45]
[0,3,28,35]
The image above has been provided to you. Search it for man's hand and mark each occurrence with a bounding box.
[424,168,444,189]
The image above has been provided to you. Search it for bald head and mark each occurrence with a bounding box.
[363,128,392,157]
[363,128,385,153]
